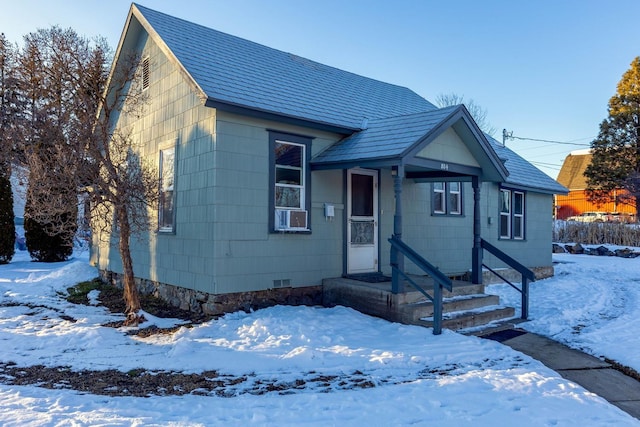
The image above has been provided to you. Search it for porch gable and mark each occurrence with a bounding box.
[311,104,508,183]
[415,127,480,168]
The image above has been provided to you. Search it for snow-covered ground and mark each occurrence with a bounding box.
[488,247,640,375]
[0,249,638,426]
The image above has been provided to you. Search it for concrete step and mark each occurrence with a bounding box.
[401,294,500,323]
[419,306,516,330]
[321,276,513,332]
[398,282,486,304]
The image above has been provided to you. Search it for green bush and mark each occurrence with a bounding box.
[0,175,15,264]
[24,184,77,262]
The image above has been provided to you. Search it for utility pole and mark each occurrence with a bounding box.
[502,129,513,146]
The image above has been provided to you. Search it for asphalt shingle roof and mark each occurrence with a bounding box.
[134,4,436,131]
[556,151,592,190]
[131,4,566,195]
[312,106,460,164]
[487,136,568,194]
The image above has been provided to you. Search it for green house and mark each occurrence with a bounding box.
[92,4,568,330]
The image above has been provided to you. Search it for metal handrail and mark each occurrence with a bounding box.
[388,235,452,335]
[480,238,535,319]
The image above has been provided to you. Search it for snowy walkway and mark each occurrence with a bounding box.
[484,329,640,419]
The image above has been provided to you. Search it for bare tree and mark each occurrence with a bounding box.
[86,50,159,325]
[0,34,17,263]
[10,25,158,323]
[16,27,92,260]
[435,93,497,137]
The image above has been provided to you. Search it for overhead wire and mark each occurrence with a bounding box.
[509,135,591,147]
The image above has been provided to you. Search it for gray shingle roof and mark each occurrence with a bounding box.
[130,4,566,195]
[312,106,459,164]
[486,136,568,194]
[133,4,436,131]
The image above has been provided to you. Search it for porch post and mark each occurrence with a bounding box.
[471,175,483,284]
[391,165,405,293]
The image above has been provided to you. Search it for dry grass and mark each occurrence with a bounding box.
[554,221,640,246]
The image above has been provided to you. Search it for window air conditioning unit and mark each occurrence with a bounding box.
[275,209,308,230]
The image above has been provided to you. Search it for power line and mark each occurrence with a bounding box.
[502,129,592,147]
[530,161,562,170]
[530,160,563,167]
[511,135,591,146]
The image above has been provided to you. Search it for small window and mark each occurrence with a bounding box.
[432,182,463,216]
[499,189,511,238]
[500,188,525,240]
[142,57,150,91]
[159,146,175,232]
[449,182,461,215]
[269,131,312,232]
[433,182,445,214]
[275,141,304,209]
[513,191,525,239]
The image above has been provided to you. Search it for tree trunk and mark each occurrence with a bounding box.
[117,207,143,325]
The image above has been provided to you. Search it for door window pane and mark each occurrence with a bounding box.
[350,220,374,244]
[351,174,374,216]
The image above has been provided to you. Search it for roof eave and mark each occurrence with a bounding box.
[504,182,569,195]
[311,156,401,171]
[206,98,359,135]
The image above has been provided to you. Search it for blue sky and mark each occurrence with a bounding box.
[1,0,639,179]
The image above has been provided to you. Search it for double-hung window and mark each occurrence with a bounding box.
[158,146,176,232]
[275,141,305,210]
[269,131,312,232]
[432,182,462,216]
[500,188,525,240]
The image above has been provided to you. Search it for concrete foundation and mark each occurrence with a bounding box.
[99,270,322,317]
[98,264,552,328]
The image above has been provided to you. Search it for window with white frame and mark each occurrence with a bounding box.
[500,188,525,240]
[275,141,305,210]
[448,182,461,215]
[269,131,312,232]
[158,146,175,232]
[432,182,462,216]
[433,182,446,214]
[513,191,525,239]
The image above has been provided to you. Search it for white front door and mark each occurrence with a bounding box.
[347,168,378,274]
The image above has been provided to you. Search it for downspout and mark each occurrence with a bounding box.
[391,165,405,293]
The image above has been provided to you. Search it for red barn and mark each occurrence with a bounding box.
[555,149,636,221]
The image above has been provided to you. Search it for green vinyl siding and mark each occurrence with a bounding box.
[210,112,344,293]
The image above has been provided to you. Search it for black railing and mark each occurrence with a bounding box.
[480,239,535,319]
[388,235,452,335]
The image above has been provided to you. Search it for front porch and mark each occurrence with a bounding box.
[311,105,540,334]
[322,274,519,333]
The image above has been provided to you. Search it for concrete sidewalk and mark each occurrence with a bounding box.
[482,329,640,420]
